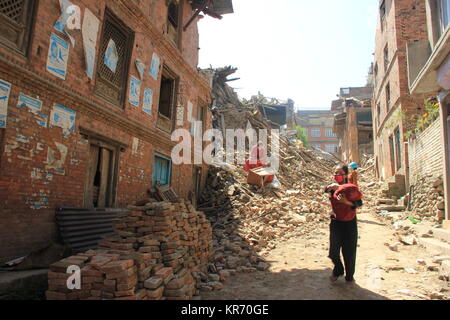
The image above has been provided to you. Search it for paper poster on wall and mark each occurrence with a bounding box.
[143,88,153,115]
[36,113,49,128]
[17,93,43,114]
[187,101,193,122]
[132,137,139,155]
[82,8,100,79]
[129,76,141,107]
[54,0,77,47]
[149,53,160,80]
[0,79,12,128]
[187,101,195,135]
[135,59,146,79]
[50,104,76,136]
[176,106,184,127]
[104,39,118,73]
[47,33,70,80]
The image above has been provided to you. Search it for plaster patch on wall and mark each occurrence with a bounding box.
[132,137,139,156]
[46,142,68,175]
[31,168,44,180]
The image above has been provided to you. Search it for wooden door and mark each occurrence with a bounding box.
[389,135,396,176]
[84,143,116,208]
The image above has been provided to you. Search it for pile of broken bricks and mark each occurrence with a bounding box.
[46,200,212,300]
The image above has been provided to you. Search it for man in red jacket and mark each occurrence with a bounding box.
[325,165,362,284]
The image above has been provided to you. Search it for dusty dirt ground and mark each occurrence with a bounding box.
[202,208,449,300]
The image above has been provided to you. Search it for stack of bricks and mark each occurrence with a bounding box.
[46,200,213,300]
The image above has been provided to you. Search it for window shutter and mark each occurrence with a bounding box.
[95,10,134,107]
[0,0,36,55]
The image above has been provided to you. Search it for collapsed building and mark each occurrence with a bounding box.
[332,87,374,165]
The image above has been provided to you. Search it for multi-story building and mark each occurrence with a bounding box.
[408,0,449,226]
[332,87,374,164]
[296,110,340,156]
[0,0,232,262]
[372,0,435,195]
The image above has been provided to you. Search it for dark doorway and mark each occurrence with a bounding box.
[389,135,396,176]
[84,142,117,208]
[394,127,402,171]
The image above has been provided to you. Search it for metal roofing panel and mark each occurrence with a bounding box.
[212,0,234,14]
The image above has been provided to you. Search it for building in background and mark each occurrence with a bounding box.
[332,87,374,164]
[296,110,340,156]
[372,0,435,197]
[408,0,449,226]
[0,0,232,262]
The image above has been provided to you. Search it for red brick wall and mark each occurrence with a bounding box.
[0,0,212,262]
[372,0,435,181]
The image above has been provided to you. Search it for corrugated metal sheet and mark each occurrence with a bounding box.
[212,0,234,15]
[56,208,128,252]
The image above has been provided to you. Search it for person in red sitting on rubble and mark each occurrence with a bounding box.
[324,164,363,285]
[244,141,268,172]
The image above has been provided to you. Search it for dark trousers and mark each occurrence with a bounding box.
[328,218,358,281]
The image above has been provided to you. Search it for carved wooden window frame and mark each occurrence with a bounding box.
[95,8,134,108]
[0,0,37,56]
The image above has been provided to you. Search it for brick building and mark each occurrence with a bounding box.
[372,0,435,195]
[408,0,449,225]
[296,110,340,156]
[0,0,233,262]
[332,87,374,164]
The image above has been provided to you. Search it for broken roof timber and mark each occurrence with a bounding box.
[185,0,234,30]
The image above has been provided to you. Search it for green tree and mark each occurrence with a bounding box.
[295,125,309,147]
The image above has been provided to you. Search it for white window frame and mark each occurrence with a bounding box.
[325,144,338,153]
[311,128,321,138]
[325,129,336,138]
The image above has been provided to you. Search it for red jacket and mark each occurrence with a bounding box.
[329,184,362,221]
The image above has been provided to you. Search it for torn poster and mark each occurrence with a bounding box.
[0,79,12,128]
[187,101,193,122]
[129,76,141,107]
[54,0,78,47]
[132,137,139,155]
[104,39,118,73]
[36,113,49,128]
[176,106,184,127]
[82,8,100,79]
[46,142,68,175]
[17,93,43,114]
[143,88,153,115]
[47,33,69,80]
[135,59,146,79]
[50,104,76,136]
[149,53,160,80]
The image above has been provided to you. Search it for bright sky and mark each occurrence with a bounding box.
[198,0,378,111]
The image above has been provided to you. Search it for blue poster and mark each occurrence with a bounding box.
[129,76,141,107]
[143,88,153,115]
[104,39,118,73]
[50,104,76,136]
[149,53,160,80]
[0,79,12,128]
[36,113,49,128]
[17,93,43,114]
[46,33,69,80]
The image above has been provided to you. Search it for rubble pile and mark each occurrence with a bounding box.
[409,175,445,223]
[46,200,213,300]
[194,68,341,276]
